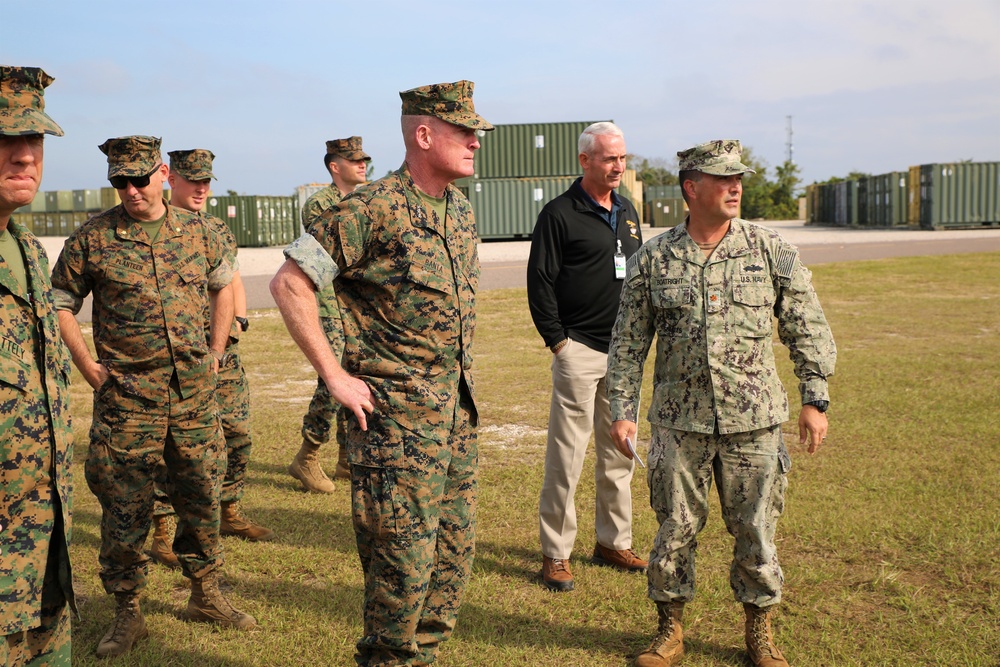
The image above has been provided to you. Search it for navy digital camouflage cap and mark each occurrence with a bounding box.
[0,66,64,137]
[677,139,755,176]
[326,136,371,162]
[99,135,162,179]
[168,149,216,180]
[400,80,493,131]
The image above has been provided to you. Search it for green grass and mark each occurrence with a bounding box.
[66,252,1000,666]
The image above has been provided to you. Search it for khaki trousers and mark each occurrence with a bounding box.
[538,339,635,559]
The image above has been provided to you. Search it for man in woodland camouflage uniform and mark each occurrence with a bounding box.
[271,81,491,666]
[52,135,256,658]
[606,140,837,667]
[145,148,274,570]
[0,65,75,667]
[288,136,370,493]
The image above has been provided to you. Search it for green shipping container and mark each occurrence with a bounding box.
[203,195,299,247]
[73,189,103,211]
[646,198,687,228]
[918,162,1000,229]
[14,192,46,214]
[870,171,908,227]
[473,121,608,179]
[466,177,635,239]
[100,187,120,210]
[645,184,683,201]
[45,190,74,213]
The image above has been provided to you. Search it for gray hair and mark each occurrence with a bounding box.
[578,121,624,156]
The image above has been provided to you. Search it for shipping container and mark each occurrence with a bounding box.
[45,190,74,213]
[918,162,1000,229]
[14,192,46,215]
[203,195,299,247]
[100,187,120,210]
[869,171,909,227]
[833,181,856,226]
[646,198,687,228]
[73,189,103,212]
[645,184,683,201]
[467,177,639,239]
[473,121,607,179]
[907,165,921,226]
[619,169,643,225]
[804,184,817,223]
[855,177,871,226]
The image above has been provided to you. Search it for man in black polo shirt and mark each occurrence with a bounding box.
[527,121,646,592]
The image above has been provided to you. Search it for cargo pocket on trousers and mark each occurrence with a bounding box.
[351,465,405,548]
[85,420,114,498]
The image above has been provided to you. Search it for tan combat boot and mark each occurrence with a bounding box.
[333,440,351,480]
[96,592,148,658]
[147,514,180,568]
[221,502,276,541]
[288,439,335,493]
[636,601,684,667]
[744,603,789,667]
[184,573,257,629]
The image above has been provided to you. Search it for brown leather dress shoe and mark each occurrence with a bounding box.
[591,543,648,572]
[541,556,574,592]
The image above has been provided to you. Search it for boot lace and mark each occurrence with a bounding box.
[549,559,569,575]
[751,615,777,658]
[107,602,138,643]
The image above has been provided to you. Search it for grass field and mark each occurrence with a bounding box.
[66,251,1000,666]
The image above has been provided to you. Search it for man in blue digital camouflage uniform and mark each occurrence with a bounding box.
[271,80,491,667]
[607,140,836,667]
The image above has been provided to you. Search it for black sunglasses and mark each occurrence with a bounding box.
[109,172,154,190]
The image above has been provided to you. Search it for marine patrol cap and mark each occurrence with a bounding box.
[325,136,371,162]
[168,148,216,180]
[677,139,755,176]
[99,135,162,179]
[0,66,64,137]
[399,80,493,131]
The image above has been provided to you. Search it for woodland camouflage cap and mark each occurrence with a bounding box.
[99,135,162,179]
[326,136,371,161]
[0,66,64,137]
[400,80,493,131]
[169,148,216,180]
[677,139,756,176]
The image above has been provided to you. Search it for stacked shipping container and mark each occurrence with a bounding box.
[459,121,643,239]
[12,188,299,247]
[807,161,999,229]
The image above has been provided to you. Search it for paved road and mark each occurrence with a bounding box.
[40,221,1000,320]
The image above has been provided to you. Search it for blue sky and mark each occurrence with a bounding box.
[5,0,999,195]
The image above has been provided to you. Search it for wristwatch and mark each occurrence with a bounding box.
[805,400,829,413]
[235,316,249,332]
[210,349,227,364]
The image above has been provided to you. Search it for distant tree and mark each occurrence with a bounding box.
[366,162,375,180]
[226,189,238,196]
[816,171,867,185]
[628,154,678,187]
[739,147,801,220]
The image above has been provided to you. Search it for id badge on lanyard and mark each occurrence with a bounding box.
[614,239,626,280]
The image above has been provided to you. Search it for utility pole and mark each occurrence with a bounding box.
[785,115,794,164]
